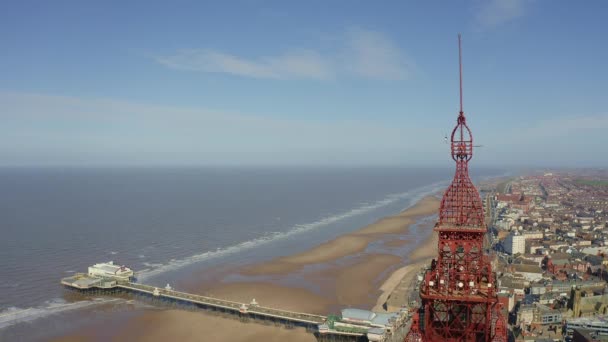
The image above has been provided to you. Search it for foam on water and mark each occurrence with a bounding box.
[0,178,451,331]
[138,180,449,280]
[0,167,505,335]
[0,298,122,329]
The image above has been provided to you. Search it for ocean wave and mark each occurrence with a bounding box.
[0,298,121,330]
[138,180,450,280]
[398,180,449,212]
[0,282,21,289]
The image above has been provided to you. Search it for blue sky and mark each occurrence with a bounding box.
[1,0,607,167]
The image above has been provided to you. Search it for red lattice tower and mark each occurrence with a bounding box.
[405,35,507,342]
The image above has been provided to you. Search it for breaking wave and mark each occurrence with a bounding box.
[138,180,450,280]
[0,180,451,329]
[0,298,122,330]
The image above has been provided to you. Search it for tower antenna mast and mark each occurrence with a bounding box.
[459,33,464,115]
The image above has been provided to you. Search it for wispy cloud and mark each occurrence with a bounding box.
[156,49,333,80]
[345,28,411,80]
[154,29,412,81]
[474,0,530,29]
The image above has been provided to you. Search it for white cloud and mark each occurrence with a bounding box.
[156,49,332,80]
[474,0,529,29]
[155,29,412,81]
[345,28,411,80]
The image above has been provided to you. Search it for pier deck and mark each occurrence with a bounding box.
[61,274,326,326]
[61,264,413,341]
[122,282,327,325]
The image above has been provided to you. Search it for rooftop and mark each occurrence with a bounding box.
[567,315,608,326]
[341,308,375,322]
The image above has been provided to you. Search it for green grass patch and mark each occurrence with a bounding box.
[575,179,608,187]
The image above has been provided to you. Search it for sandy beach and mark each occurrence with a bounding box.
[115,310,317,342]
[55,195,441,342]
[242,196,439,276]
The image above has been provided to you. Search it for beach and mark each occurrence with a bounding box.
[55,195,441,342]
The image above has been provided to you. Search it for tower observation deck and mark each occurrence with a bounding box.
[404,35,507,342]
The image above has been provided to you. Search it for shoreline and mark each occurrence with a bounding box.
[54,195,441,342]
[239,196,439,277]
[373,229,437,312]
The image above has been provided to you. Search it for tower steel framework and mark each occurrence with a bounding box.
[404,35,507,342]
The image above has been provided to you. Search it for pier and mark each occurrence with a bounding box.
[61,262,415,341]
[62,273,325,325]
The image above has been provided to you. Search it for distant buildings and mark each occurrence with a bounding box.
[485,172,608,340]
[496,193,534,213]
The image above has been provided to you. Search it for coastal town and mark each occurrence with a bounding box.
[478,171,608,341]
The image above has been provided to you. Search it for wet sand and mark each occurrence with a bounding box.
[332,253,401,307]
[242,196,439,276]
[57,196,441,342]
[114,310,317,342]
[203,282,331,314]
[240,235,371,275]
[373,229,438,312]
[383,238,409,247]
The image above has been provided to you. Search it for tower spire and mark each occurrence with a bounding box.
[459,33,463,115]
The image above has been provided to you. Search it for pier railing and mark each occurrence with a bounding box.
[62,273,420,340]
[119,282,327,324]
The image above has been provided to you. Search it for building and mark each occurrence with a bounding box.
[550,279,605,295]
[566,316,608,339]
[367,328,386,342]
[504,231,526,255]
[88,261,134,281]
[522,230,544,240]
[512,264,544,282]
[517,304,535,325]
[530,284,547,295]
[340,309,397,329]
[497,292,515,312]
[571,288,608,318]
[495,193,534,213]
[534,304,562,325]
[572,328,608,341]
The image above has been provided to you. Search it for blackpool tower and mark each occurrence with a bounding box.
[404,35,507,342]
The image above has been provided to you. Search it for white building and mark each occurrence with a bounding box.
[504,232,526,255]
[522,231,543,240]
[566,316,608,338]
[88,261,134,281]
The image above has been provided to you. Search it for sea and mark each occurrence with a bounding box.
[0,166,506,339]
